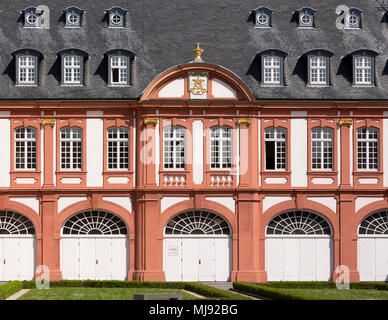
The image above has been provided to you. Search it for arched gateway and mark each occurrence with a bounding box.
[0,210,35,280]
[60,210,129,280]
[163,210,232,281]
[265,210,333,281]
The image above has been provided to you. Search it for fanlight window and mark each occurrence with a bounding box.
[0,211,35,235]
[359,210,388,235]
[165,210,230,235]
[266,211,331,235]
[62,210,128,235]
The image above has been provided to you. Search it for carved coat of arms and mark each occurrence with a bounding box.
[188,72,208,97]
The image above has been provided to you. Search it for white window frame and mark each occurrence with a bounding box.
[63,55,81,84]
[14,127,37,171]
[60,127,83,171]
[263,56,281,84]
[67,13,79,25]
[264,127,287,171]
[210,126,232,170]
[311,127,333,170]
[163,126,186,170]
[110,56,129,85]
[18,55,36,85]
[309,56,327,85]
[107,127,129,171]
[357,127,379,171]
[354,56,372,85]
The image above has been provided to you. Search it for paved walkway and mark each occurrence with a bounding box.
[200,282,261,300]
[5,289,30,300]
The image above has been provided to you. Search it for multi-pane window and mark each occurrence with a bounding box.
[18,56,36,84]
[354,56,372,85]
[263,56,281,84]
[107,127,129,170]
[311,127,333,170]
[357,127,379,170]
[60,127,82,170]
[111,56,128,84]
[265,127,286,170]
[310,57,327,85]
[163,126,185,170]
[64,55,81,84]
[15,127,36,170]
[210,126,232,169]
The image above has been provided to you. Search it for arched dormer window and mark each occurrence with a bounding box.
[306,50,333,86]
[105,49,135,86]
[106,7,127,28]
[298,7,316,27]
[22,7,43,28]
[13,49,43,86]
[253,7,272,27]
[259,49,287,85]
[58,49,88,85]
[345,8,362,29]
[351,50,377,86]
[64,7,84,28]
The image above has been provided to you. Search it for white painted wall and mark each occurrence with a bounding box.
[337,111,341,186]
[58,197,87,214]
[212,78,236,98]
[306,197,337,214]
[384,111,388,187]
[155,110,160,186]
[103,197,132,214]
[291,111,307,187]
[161,197,190,213]
[205,197,235,214]
[349,111,353,186]
[355,197,384,213]
[192,120,203,184]
[86,111,103,187]
[0,111,10,187]
[262,196,292,213]
[9,197,40,215]
[158,78,184,98]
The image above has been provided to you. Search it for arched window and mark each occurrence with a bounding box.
[210,126,232,169]
[311,127,333,170]
[60,127,82,170]
[107,127,129,170]
[165,210,230,235]
[163,126,186,170]
[0,210,35,235]
[265,127,286,170]
[266,210,331,235]
[15,127,37,170]
[359,210,388,235]
[357,127,378,170]
[298,7,315,28]
[63,55,81,84]
[62,210,128,235]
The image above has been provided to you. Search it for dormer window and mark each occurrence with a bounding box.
[259,50,287,86]
[345,8,362,29]
[13,49,43,86]
[64,7,84,28]
[105,49,134,86]
[254,7,272,27]
[22,7,43,28]
[351,50,377,86]
[58,49,88,86]
[298,7,315,27]
[107,7,127,28]
[306,50,333,86]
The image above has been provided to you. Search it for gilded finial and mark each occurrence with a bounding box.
[193,43,204,62]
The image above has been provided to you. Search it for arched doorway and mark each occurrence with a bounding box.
[358,209,388,281]
[163,210,232,281]
[60,210,129,280]
[0,210,35,280]
[265,210,333,281]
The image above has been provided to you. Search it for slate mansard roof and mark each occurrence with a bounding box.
[1,0,388,101]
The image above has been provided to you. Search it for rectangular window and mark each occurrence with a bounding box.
[310,57,327,85]
[354,57,372,85]
[357,127,378,170]
[18,56,36,84]
[263,56,281,84]
[107,127,129,170]
[311,127,333,170]
[64,56,81,84]
[210,127,232,169]
[163,126,185,170]
[111,56,128,84]
[15,127,37,170]
[265,127,286,170]
[60,127,82,170]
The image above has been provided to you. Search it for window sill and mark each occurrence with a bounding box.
[307,84,329,88]
[16,84,38,87]
[352,84,375,88]
[60,84,84,87]
[108,84,131,87]
[56,170,86,174]
[260,84,283,88]
[353,171,382,176]
[10,170,41,174]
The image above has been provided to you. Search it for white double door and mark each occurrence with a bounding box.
[266,236,333,281]
[61,236,129,280]
[164,237,232,282]
[358,237,388,281]
[0,236,35,281]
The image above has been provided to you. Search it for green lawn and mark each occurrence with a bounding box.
[276,288,388,300]
[18,287,199,300]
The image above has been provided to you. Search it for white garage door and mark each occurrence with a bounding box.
[61,210,129,280]
[164,210,232,282]
[358,210,388,281]
[0,211,36,281]
[266,210,333,281]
